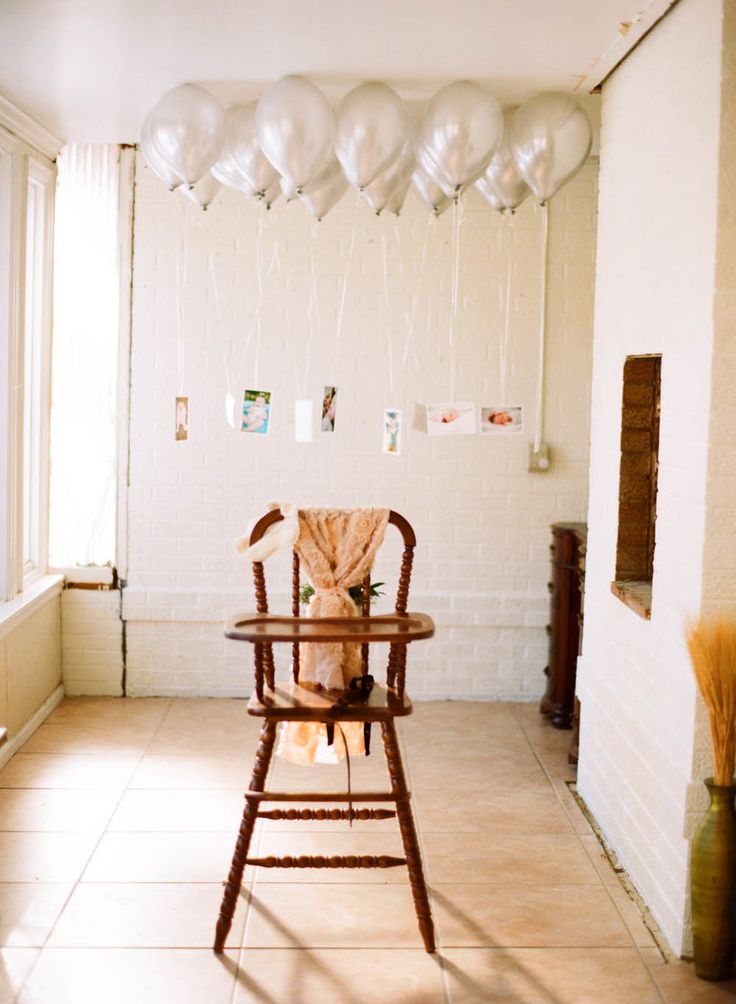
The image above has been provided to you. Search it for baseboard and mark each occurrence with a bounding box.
[0,684,64,769]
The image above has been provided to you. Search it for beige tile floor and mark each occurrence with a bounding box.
[1,697,734,1003]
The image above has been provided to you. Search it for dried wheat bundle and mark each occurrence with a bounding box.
[686,617,736,786]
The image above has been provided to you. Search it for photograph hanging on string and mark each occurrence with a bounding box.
[241,389,272,434]
[321,386,337,432]
[480,406,523,434]
[294,400,313,443]
[426,401,476,436]
[175,396,189,441]
[382,409,402,455]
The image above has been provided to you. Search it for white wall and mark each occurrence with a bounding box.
[577,0,726,957]
[120,151,598,699]
[0,588,63,763]
[61,588,123,696]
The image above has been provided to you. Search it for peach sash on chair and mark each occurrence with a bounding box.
[236,506,390,765]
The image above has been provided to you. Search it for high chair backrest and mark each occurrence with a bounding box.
[247,508,417,688]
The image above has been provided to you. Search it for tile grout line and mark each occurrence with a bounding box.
[11,697,174,1002]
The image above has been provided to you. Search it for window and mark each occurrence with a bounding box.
[611,354,661,619]
[48,144,121,570]
[22,163,53,576]
[0,122,55,601]
[0,123,55,602]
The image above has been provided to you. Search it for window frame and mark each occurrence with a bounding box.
[0,121,56,602]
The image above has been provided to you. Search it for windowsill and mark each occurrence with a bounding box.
[49,565,115,587]
[610,580,652,620]
[0,574,65,640]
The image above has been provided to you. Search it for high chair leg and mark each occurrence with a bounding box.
[381,720,436,953]
[214,719,277,953]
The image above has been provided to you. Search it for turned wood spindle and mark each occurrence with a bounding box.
[214,719,277,953]
[292,550,301,682]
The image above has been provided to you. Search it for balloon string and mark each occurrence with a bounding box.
[501,259,512,404]
[303,236,320,398]
[176,235,184,396]
[335,215,357,362]
[402,214,430,368]
[449,197,463,400]
[242,209,275,390]
[534,203,549,453]
[381,232,393,398]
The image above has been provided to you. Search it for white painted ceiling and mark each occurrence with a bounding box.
[0,0,667,144]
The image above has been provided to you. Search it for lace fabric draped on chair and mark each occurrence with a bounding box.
[237,506,390,764]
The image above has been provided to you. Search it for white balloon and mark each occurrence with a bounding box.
[149,83,225,186]
[301,172,348,221]
[335,81,408,190]
[416,80,503,196]
[279,175,299,202]
[474,108,530,213]
[509,92,592,202]
[226,103,279,196]
[412,165,451,215]
[300,153,343,196]
[180,171,221,210]
[259,179,282,210]
[363,139,414,215]
[211,147,258,195]
[256,75,334,191]
[140,114,182,190]
[382,172,413,217]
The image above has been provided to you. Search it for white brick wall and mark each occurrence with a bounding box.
[61,589,123,696]
[123,149,598,699]
[577,0,726,957]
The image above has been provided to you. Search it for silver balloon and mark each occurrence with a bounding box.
[335,81,408,190]
[412,165,451,215]
[259,179,282,210]
[149,83,225,186]
[279,175,299,202]
[300,153,342,196]
[256,75,334,191]
[211,146,258,195]
[474,108,530,213]
[140,114,182,190]
[363,139,414,215]
[384,173,413,217]
[180,171,221,210]
[226,102,279,196]
[509,92,592,202]
[301,172,348,221]
[416,80,503,196]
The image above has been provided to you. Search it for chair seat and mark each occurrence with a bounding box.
[247,681,413,720]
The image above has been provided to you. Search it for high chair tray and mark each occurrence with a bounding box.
[225,612,435,644]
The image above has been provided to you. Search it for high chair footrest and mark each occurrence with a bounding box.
[245,854,407,869]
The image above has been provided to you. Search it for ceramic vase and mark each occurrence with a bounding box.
[691,778,736,981]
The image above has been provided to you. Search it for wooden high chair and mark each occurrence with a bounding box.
[213,508,436,953]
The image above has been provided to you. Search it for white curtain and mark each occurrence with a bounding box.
[49,144,120,568]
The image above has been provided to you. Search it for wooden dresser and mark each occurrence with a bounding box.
[540,522,587,731]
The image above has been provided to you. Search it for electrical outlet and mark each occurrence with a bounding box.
[528,443,551,473]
